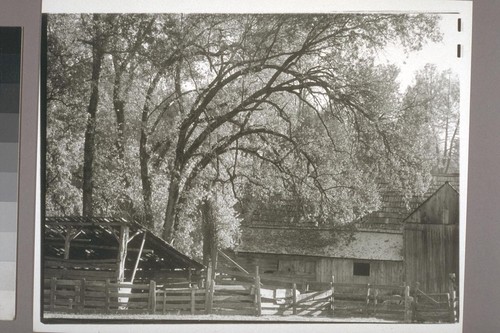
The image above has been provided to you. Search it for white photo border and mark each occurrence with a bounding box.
[34,1,472,332]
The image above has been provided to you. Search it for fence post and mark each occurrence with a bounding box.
[149,280,157,314]
[366,283,371,315]
[404,285,412,323]
[205,264,213,314]
[80,278,86,313]
[373,288,379,314]
[448,273,457,322]
[105,279,110,313]
[49,277,57,312]
[330,275,335,315]
[292,283,297,315]
[162,289,167,314]
[190,285,197,315]
[255,266,261,316]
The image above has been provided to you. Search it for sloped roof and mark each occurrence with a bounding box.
[403,182,460,224]
[236,226,403,261]
[44,216,204,270]
[357,173,459,229]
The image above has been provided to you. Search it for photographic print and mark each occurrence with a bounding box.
[37,1,471,331]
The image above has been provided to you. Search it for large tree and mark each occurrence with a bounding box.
[45,13,446,261]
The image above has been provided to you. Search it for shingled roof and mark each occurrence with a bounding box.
[356,173,459,230]
[236,226,403,261]
[44,216,204,270]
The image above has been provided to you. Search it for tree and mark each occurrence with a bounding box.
[402,64,460,173]
[160,14,442,241]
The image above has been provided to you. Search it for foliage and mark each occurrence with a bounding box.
[44,13,453,257]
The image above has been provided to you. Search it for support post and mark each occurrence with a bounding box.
[149,280,157,314]
[116,225,130,282]
[105,279,110,313]
[205,264,213,314]
[79,278,86,313]
[130,232,146,283]
[330,275,335,315]
[49,277,57,312]
[191,285,197,315]
[448,273,457,322]
[292,283,297,315]
[404,285,412,323]
[366,283,371,315]
[255,266,261,316]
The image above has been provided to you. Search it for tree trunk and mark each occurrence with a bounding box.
[163,170,181,242]
[82,15,105,217]
[202,197,218,279]
[139,107,154,229]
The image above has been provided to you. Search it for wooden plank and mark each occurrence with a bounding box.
[255,266,261,316]
[214,285,252,292]
[213,302,255,310]
[296,290,332,303]
[212,295,254,302]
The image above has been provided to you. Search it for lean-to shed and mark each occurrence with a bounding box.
[44,216,204,286]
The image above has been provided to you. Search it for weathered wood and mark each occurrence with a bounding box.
[255,266,261,316]
[292,283,297,315]
[205,264,213,314]
[130,232,147,283]
[50,277,57,312]
[79,278,86,312]
[116,225,129,282]
[219,250,250,275]
[331,275,335,312]
[404,285,412,323]
[190,286,197,314]
[104,279,110,313]
[149,280,156,314]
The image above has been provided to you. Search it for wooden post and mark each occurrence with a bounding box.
[162,289,167,314]
[373,288,379,314]
[105,279,110,313]
[205,264,213,314]
[149,280,157,314]
[292,283,297,315]
[190,285,197,315]
[79,278,86,313]
[255,266,261,316]
[366,283,371,315]
[448,273,457,322]
[404,285,412,323]
[330,275,335,314]
[130,232,146,283]
[49,277,56,312]
[116,225,129,282]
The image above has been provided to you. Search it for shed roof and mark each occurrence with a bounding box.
[236,226,403,261]
[44,216,204,270]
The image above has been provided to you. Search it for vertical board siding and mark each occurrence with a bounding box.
[234,252,403,286]
[404,224,458,293]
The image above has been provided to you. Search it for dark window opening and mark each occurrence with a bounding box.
[353,262,370,276]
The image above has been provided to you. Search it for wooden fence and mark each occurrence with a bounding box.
[44,271,458,322]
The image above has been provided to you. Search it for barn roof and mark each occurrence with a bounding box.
[356,173,460,230]
[403,182,460,224]
[236,226,403,261]
[44,216,204,270]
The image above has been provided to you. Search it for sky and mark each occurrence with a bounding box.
[376,14,462,92]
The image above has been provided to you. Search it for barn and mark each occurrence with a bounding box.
[233,226,404,285]
[404,182,459,293]
[231,174,460,293]
[43,216,204,286]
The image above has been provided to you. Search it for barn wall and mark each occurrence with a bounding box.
[231,252,403,285]
[316,258,404,285]
[404,223,459,293]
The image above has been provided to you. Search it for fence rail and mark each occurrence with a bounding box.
[44,271,458,322]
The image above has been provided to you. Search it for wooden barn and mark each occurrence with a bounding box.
[403,182,459,293]
[233,227,404,285]
[231,174,460,293]
[43,216,204,286]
